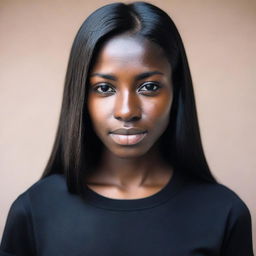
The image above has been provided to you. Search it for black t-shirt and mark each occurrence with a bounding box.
[0,170,254,256]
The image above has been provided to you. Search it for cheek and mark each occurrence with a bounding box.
[144,94,173,123]
[87,97,112,129]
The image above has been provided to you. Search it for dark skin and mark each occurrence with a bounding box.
[86,34,174,199]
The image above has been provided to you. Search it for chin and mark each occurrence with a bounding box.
[114,152,146,159]
[109,145,152,159]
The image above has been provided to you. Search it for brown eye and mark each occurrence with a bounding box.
[138,82,161,93]
[94,83,115,94]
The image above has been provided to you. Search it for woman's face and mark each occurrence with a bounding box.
[87,35,173,158]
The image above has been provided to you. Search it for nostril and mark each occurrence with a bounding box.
[115,114,141,122]
[130,116,140,122]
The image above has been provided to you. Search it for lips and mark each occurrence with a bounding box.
[109,128,147,145]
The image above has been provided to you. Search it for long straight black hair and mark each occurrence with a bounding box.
[41,1,217,197]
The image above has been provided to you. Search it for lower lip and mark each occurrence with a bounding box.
[110,133,147,145]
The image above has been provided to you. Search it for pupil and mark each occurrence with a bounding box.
[101,85,109,92]
[146,83,154,90]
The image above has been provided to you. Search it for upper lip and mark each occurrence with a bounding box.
[110,128,147,135]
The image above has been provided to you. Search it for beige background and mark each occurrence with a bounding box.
[0,0,255,250]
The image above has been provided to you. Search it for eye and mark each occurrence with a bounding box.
[93,83,115,95]
[138,82,161,94]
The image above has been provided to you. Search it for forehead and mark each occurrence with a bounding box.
[90,34,171,73]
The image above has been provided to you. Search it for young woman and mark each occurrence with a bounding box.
[0,2,254,256]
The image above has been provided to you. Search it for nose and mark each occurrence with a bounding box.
[114,90,141,122]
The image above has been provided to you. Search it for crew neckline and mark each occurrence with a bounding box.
[83,170,185,211]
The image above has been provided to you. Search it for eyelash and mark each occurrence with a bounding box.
[139,82,161,92]
[93,82,161,95]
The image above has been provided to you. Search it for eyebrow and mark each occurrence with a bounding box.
[90,71,164,81]
[90,73,117,81]
[135,71,164,80]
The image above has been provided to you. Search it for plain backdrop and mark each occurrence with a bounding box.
[0,0,255,250]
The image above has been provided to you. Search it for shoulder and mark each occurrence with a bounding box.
[1,175,67,254]
[27,173,66,191]
[24,173,67,196]
[211,183,252,223]
[183,178,252,220]
[198,183,254,254]
[9,174,70,213]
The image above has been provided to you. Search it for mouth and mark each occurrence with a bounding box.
[109,128,147,146]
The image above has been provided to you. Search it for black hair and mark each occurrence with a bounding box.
[41,1,217,197]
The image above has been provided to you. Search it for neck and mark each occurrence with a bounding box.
[87,147,172,188]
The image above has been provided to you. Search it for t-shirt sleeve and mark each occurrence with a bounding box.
[221,198,254,256]
[0,193,36,256]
